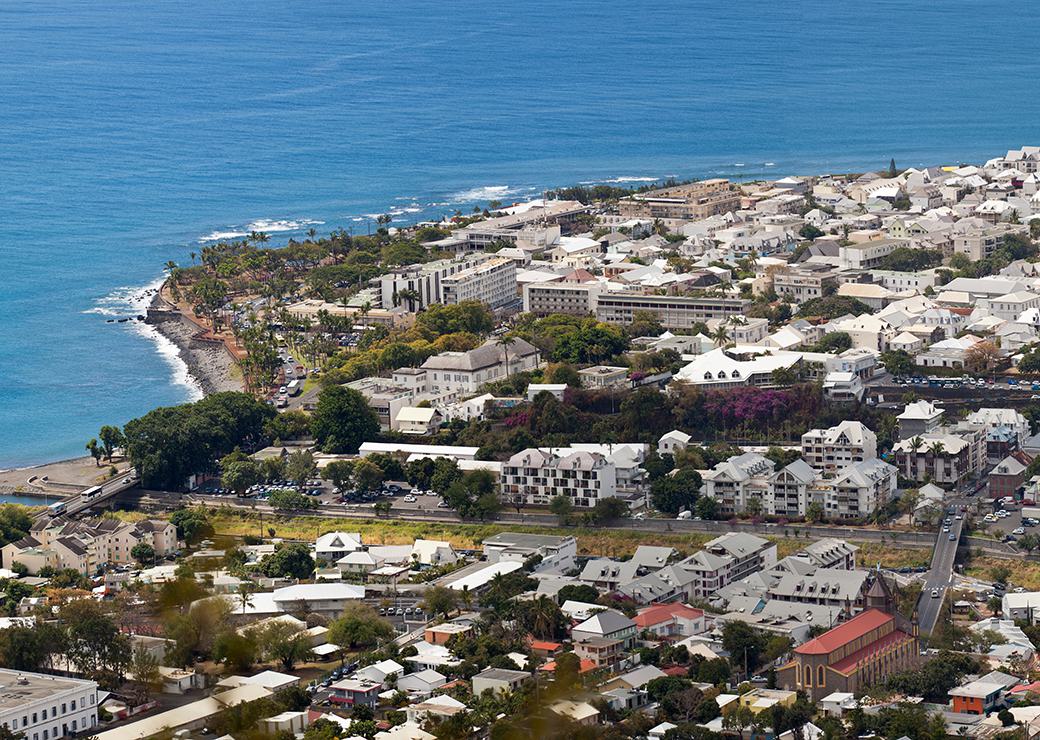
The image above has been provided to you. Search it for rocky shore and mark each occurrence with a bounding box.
[146,294,244,395]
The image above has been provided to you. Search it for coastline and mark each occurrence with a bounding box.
[145,290,244,397]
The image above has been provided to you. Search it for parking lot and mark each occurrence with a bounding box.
[979,499,1038,542]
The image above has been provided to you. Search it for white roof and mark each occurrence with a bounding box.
[272,583,365,603]
[448,561,522,591]
[359,442,478,459]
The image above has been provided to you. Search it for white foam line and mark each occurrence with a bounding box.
[89,276,203,401]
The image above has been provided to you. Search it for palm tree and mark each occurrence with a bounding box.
[397,289,421,312]
[497,335,518,377]
[164,260,178,275]
[711,324,730,347]
[528,596,560,639]
[928,441,946,458]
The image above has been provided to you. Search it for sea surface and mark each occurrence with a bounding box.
[3,0,1040,467]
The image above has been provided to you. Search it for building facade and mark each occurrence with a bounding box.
[777,609,918,701]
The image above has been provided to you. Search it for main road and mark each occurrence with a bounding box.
[915,510,964,636]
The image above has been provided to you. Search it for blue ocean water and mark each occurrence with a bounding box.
[3,0,1040,468]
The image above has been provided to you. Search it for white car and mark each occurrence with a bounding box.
[403,495,417,503]
[1013,527,1026,535]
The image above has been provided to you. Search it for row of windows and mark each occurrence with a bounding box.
[8,694,95,731]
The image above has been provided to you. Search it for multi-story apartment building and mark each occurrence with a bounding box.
[4,517,178,575]
[801,421,878,475]
[965,408,1031,447]
[678,533,777,600]
[522,280,603,316]
[896,400,944,440]
[0,669,99,740]
[952,223,1026,261]
[703,452,894,522]
[379,253,499,310]
[453,200,591,250]
[419,338,541,396]
[837,239,906,270]
[770,264,839,304]
[618,179,740,220]
[501,448,618,508]
[702,452,775,516]
[817,459,898,521]
[595,293,750,329]
[439,256,518,308]
[767,460,819,519]
[892,425,986,485]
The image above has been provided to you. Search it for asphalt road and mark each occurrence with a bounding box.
[916,511,964,636]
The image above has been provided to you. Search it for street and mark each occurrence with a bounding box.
[915,509,965,636]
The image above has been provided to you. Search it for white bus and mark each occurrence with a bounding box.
[47,501,67,517]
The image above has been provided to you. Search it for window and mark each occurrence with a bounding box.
[804,665,812,686]
[818,665,825,687]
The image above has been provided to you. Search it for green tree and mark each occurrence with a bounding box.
[694,496,720,520]
[130,543,155,565]
[60,600,133,688]
[327,603,394,649]
[98,425,126,461]
[264,410,311,441]
[353,459,385,493]
[249,620,313,671]
[650,468,703,515]
[285,449,317,486]
[422,585,458,618]
[554,651,581,689]
[260,543,315,579]
[130,646,162,700]
[322,460,355,491]
[444,469,501,521]
[557,584,600,604]
[267,488,317,511]
[222,459,262,496]
[549,495,574,525]
[86,438,102,467]
[721,621,766,675]
[310,385,379,454]
[213,630,257,672]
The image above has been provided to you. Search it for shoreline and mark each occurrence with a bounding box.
[145,290,245,397]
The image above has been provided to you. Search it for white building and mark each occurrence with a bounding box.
[420,338,541,396]
[818,459,898,521]
[801,421,878,474]
[501,448,618,508]
[439,256,518,309]
[965,408,1031,447]
[0,669,99,740]
[379,253,501,310]
[672,348,802,390]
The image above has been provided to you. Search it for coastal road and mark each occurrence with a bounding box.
[915,510,964,636]
[51,469,141,519]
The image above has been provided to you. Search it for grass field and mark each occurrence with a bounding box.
[163,508,937,568]
[966,556,1040,591]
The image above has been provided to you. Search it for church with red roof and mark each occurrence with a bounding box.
[775,579,918,700]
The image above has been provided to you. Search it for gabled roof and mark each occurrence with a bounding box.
[794,608,894,655]
[573,609,636,636]
[633,603,705,628]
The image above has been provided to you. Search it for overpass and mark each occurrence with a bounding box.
[915,511,964,636]
[35,469,141,520]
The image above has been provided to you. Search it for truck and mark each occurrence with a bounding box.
[47,501,67,517]
[286,379,303,397]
